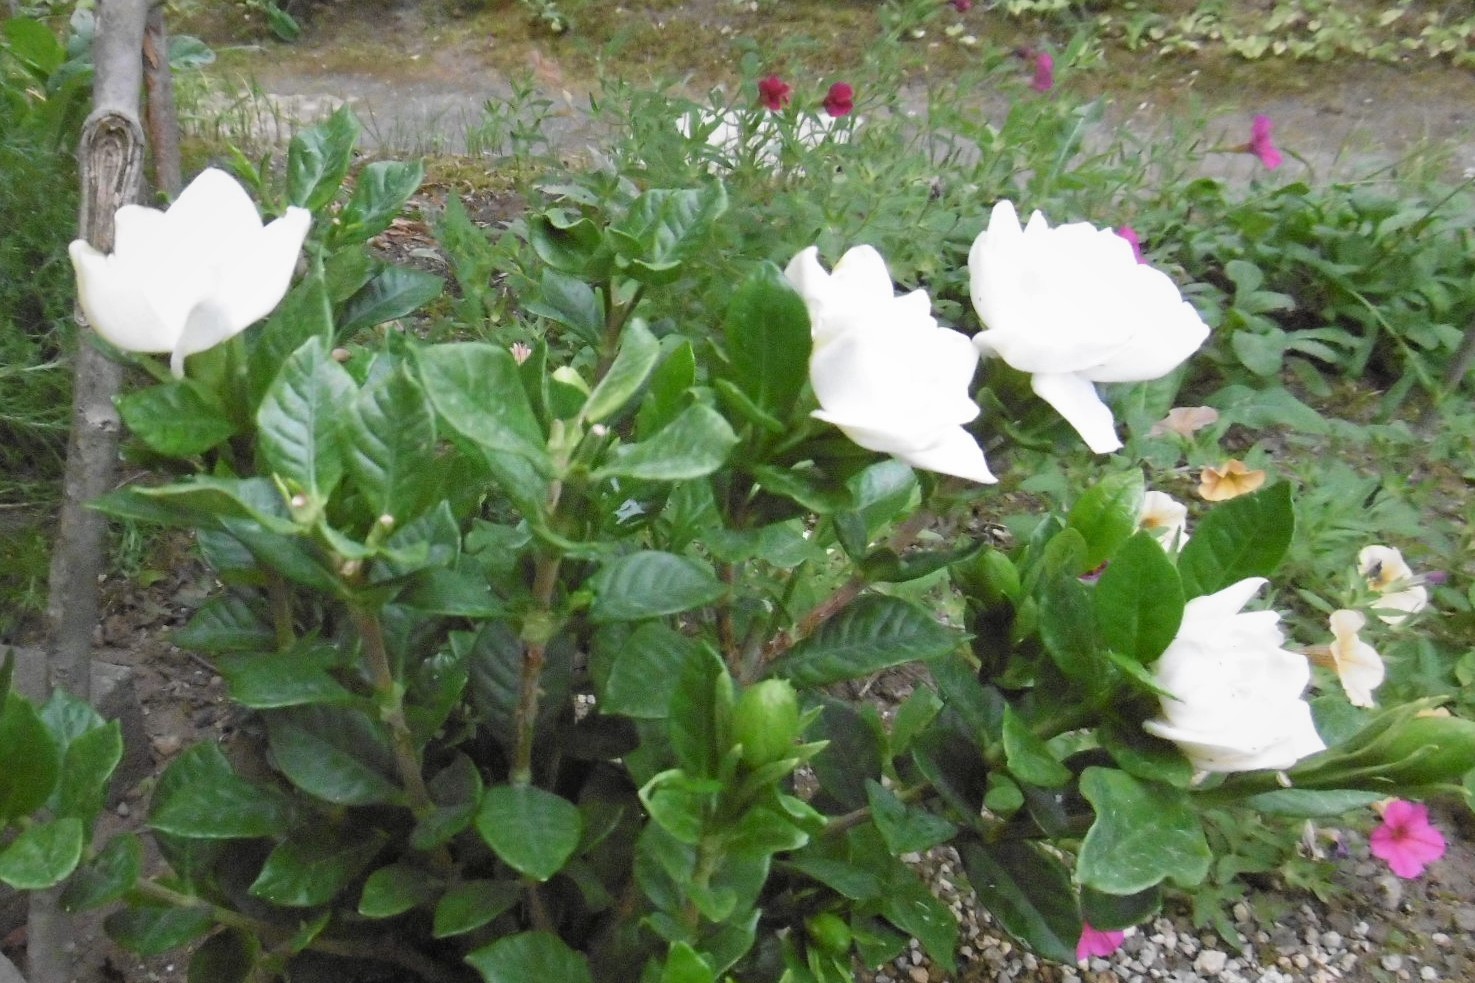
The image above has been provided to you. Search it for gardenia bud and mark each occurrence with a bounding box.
[732,679,802,768]
[806,912,852,954]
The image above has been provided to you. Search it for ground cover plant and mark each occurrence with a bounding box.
[5,3,1475,981]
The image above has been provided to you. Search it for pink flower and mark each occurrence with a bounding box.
[1249,114,1283,169]
[1077,922,1125,962]
[1117,226,1146,264]
[758,75,792,111]
[1370,800,1447,879]
[823,82,855,118]
[1030,51,1055,93]
[950,0,972,10]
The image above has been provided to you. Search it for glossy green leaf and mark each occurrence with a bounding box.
[1038,573,1102,688]
[338,265,444,335]
[778,595,962,687]
[810,699,883,811]
[173,595,275,653]
[475,785,583,881]
[1080,883,1162,933]
[345,366,439,519]
[188,928,260,983]
[257,336,355,501]
[583,320,660,423]
[249,827,388,907]
[118,380,236,457]
[1177,482,1294,599]
[216,644,356,710]
[525,269,603,346]
[636,339,697,438]
[287,105,360,211]
[661,942,716,983]
[0,817,83,889]
[416,342,549,468]
[335,159,425,245]
[588,550,725,622]
[52,720,122,825]
[466,931,592,983]
[106,904,214,956]
[149,743,293,839]
[1066,471,1145,573]
[0,692,60,823]
[593,404,739,483]
[1095,532,1184,663]
[433,879,520,937]
[960,839,1079,965]
[1002,707,1071,788]
[359,863,443,918]
[723,262,811,417]
[266,705,403,806]
[62,833,141,912]
[1076,767,1211,894]
[880,873,957,972]
[600,622,703,718]
[250,273,335,404]
[865,780,956,854]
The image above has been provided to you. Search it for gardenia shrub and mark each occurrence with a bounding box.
[2,108,1474,983]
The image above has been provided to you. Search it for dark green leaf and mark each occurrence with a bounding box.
[475,785,583,881]
[1095,532,1184,663]
[257,336,356,502]
[810,699,883,811]
[600,622,703,718]
[345,366,439,519]
[433,879,521,937]
[118,380,236,457]
[0,693,60,823]
[216,644,356,710]
[1001,707,1070,788]
[106,904,214,957]
[583,320,660,423]
[865,780,956,854]
[250,273,335,405]
[174,595,275,654]
[524,269,603,347]
[1038,574,1103,688]
[53,720,122,825]
[466,932,592,983]
[880,874,957,972]
[249,827,388,907]
[335,159,425,245]
[1080,884,1162,932]
[416,343,549,469]
[339,265,444,335]
[589,550,725,623]
[610,185,728,282]
[594,404,739,483]
[358,863,443,918]
[266,705,403,806]
[188,928,260,983]
[778,595,962,687]
[723,262,811,417]
[960,839,1080,965]
[287,105,360,211]
[1177,482,1294,599]
[149,743,293,839]
[62,833,141,912]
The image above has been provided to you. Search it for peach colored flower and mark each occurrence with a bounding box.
[1197,460,1265,501]
[1150,405,1219,438]
[1326,609,1384,708]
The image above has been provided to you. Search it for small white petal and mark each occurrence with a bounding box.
[1029,372,1122,453]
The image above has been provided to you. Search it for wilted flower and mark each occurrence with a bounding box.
[969,200,1210,454]
[1197,459,1266,501]
[758,74,792,111]
[823,82,854,117]
[1370,800,1446,879]
[1143,577,1326,773]
[1117,225,1146,264]
[1077,922,1125,962]
[1139,490,1189,551]
[1030,51,1055,92]
[1150,405,1218,438]
[1324,608,1384,708]
[69,168,311,378]
[1358,544,1428,625]
[1248,114,1283,169]
[786,245,995,483]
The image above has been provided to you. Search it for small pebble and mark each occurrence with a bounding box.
[1194,949,1228,975]
[1383,954,1405,972]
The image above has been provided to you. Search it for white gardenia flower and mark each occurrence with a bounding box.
[1138,490,1189,551]
[1143,577,1326,773]
[1358,544,1428,626]
[784,245,995,484]
[1327,608,1384,708]
[969,200,1211,454]
[69,167,311,377]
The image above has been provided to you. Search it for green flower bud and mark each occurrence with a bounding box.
[806,912,852,955]
[732,679,801,768]
[1367,715,1475,788]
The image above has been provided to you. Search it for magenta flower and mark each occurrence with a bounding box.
[1077,922,1125,962]
[1030,51,1055,92]
[950,0,973,10]
[1370,800,1447,878]
[758,75,792,112]
[1117,226,1146,264]
[1249,114,1283,169]
[823,82,854,118]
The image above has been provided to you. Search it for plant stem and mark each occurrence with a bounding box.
[821,782,931,838]
[352,606,435,817]
[133,879,462,983]
[511,553,563,787]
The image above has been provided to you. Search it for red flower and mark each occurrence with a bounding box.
[950,0,973,10]
[1249,114,1283,169]
[758,75,792,111]
[823,82,854,118]
[1030,51,1055,93]
[1371,800,1447,879]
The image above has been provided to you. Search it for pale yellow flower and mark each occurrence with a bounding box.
[1327,609,1384,708]
[1197,460,1266,502]
[1138,490,1189,551]
[1358,545,1429,626]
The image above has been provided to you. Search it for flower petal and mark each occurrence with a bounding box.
[1029,372,1121,453]
[69,240,175,353]
[214,206,312,329]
